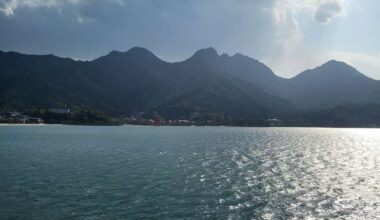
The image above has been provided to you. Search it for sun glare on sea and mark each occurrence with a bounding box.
[346,128,380,138]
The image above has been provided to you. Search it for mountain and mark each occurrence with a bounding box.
[184,47,285,94]
[1,47,380,126]
[0,48,293,118]
[285,103,380,127]
[0,51,106,110]
[186,50,380,110]
[155,73,291,119]
[283,60,380,109]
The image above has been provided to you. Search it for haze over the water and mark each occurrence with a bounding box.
[0,0,379,79]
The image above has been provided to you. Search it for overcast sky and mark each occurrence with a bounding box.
[1,0,379,79]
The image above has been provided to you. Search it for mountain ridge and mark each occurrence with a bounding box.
[1,48,375,80]
[1,47,379,126]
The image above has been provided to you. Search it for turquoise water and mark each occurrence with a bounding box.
[0,125,379,219]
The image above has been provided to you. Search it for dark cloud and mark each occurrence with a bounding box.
[314,0,346,24]
[5,0,373,79]
[0,0,277,61]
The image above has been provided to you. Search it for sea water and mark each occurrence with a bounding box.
[0,125,379,219]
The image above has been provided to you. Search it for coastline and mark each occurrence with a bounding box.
[1,123,380,129]
[0,123,58,126]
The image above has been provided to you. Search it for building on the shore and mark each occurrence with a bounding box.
[27,117,44,124]
[0,112,43,124]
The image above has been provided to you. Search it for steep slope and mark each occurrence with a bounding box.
[283,60,380,109]
[120,48,294,116]
[0,48,294,117]
[0,51,115,111]
[155,73,292,118]
[181,50,380,111]
[2,48,380,120]
[183,47,286,94]
[87,47,169,91]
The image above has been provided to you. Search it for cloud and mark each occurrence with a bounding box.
[272,0,303,50]
[0,0,127,26]
[267,0,305,76]
[76,13,94,24]
[272,0,348,25]
[0,0,278,60]
[0,0,123,17]
[0,0,64,16]
[263,0,350,77]
[313,0,348,24]
[1,0,364,79]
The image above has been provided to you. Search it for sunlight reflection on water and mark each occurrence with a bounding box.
[0,126,379,219]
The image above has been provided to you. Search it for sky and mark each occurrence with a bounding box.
[1,0,379,79]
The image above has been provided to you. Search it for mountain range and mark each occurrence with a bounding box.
[1,47,380,126]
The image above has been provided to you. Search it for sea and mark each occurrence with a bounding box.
[0,125,379,219]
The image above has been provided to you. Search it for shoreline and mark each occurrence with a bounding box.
[0,123,380,129]
[0,123,60,126]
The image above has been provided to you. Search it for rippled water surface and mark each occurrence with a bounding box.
[0,125,379,219]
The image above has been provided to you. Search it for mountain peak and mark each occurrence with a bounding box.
[232,53,247,58]
[319,59,361,74]
[98,47,163,64]
[126,47,153,55]
[294,59,368,81]
[107,50,123,56]
[191,47,219,59]
[106,47,156,57]
[322,59,350,67]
